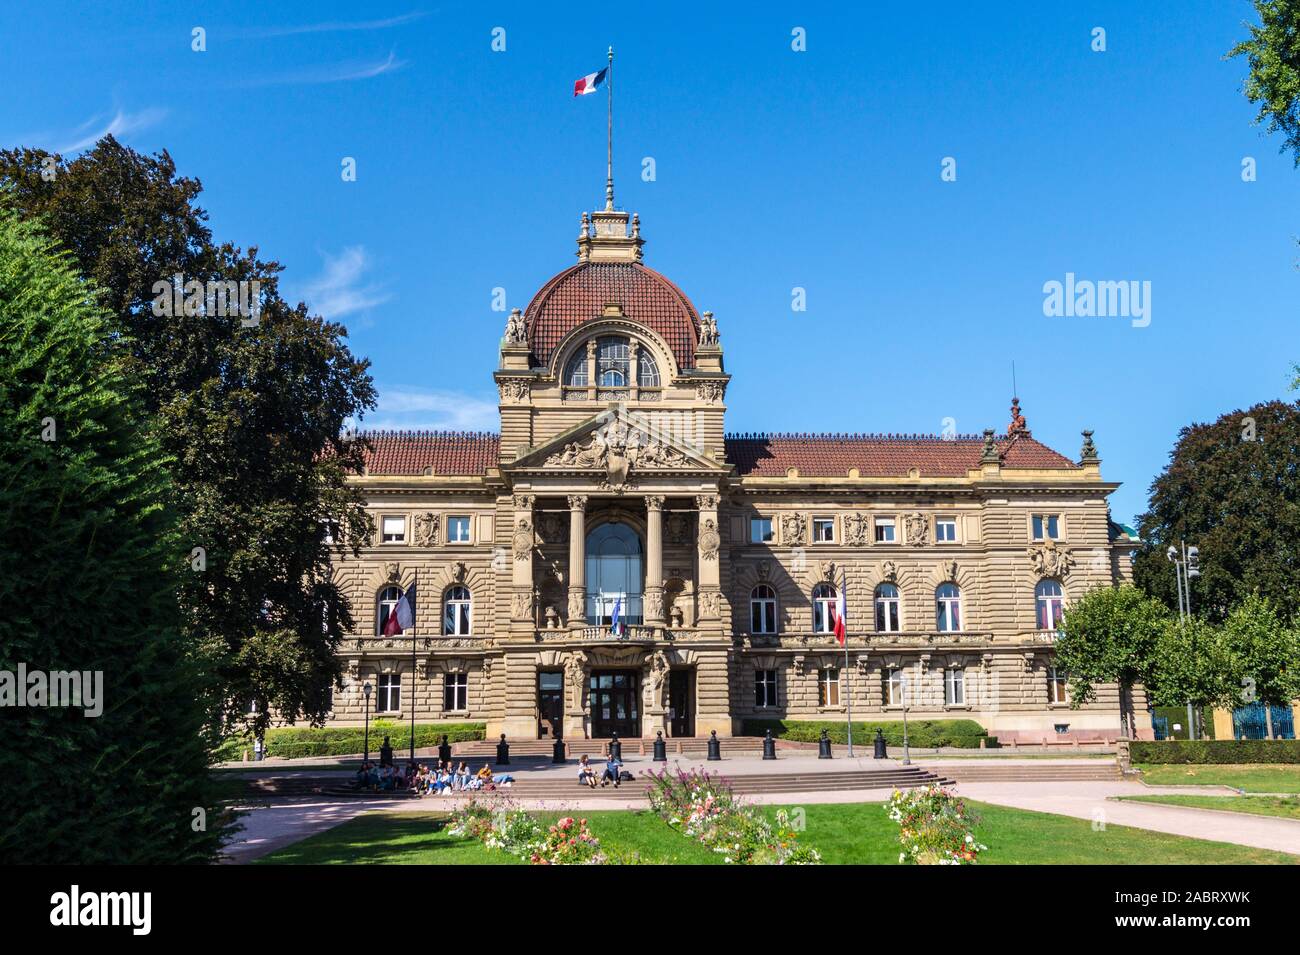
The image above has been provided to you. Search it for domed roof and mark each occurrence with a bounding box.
[524,260,702,372]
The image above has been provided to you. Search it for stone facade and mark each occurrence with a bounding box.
[326,202,1145,742]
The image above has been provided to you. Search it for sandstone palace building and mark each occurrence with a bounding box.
[326,198,1143,744]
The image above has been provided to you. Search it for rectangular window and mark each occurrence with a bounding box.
[377,673,401,713]
[1032,514,1060,540]
[874,517,896,543]
[1047,667,1068,704]
[944,668,965,706]
[381,515,406,543]
[935,517,957,542]
[447,515,471,543]
[443,672,468,711]
[819,668,840,706]
[750,517,774,543]
[812,517,835,543]
[885,669,906,706]
[755,669,778,708]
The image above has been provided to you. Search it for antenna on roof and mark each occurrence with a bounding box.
[1011,360,1017,402]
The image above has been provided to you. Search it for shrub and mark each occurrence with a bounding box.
[743,718,993,749]
[448,798,605,865]
[528,817,607,866]
[214,721,486,761]
[1131,739,1300,764]
[887,785,987,865]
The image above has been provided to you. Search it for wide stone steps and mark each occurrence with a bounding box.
[939,764,1121,783]
[455,737,771,758]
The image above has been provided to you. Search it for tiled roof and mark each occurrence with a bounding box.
[357,431,499,476]
[724,433,1079,477]
[524,262,701,371]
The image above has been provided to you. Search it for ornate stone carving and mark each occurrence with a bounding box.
[498,378,529,403]
[755,559,770,580]
[666,513,690,546]
[1028,539,1073,579]
[644,590,664,622]
[819,560,837,582]
[384,562,401,582]
[699,310,719,346]
[414,512,440,547]
[695,380,725,404]
[980,428,1000,464]
[843,513,870,546]
[566,650,589,709]
[567,590,586,621]
[450,561,468,583]
[881,560,899,583]
[539,513,564,542]
[695,493,719,511]
[670,603,685,628]
[698,518,720,561]
[1008,397,1028,435]
[512,589,534,620]
[781,513,806,546]
[503,307,527,345]
[567,494,588,512]
[545,419,688,491]
[1080,429,1099,463]
[512,516,534,561]
[698,589,721,618]
[644,494,665,511]
[940,559,959,582]
[904,512,929,547]
[512,494,535,511]
[648,650,669,708]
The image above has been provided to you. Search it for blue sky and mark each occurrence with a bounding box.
[2,1,1297,525]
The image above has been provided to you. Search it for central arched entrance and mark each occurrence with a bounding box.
[585,521,643,626]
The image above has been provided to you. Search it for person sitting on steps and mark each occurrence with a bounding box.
[600,752,623,788]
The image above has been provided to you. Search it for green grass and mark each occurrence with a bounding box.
[256,801,1297,865]
[1119,794,1300,821]
[1135,763,1300,793]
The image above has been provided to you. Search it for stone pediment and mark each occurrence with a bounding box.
[509,406,723,489]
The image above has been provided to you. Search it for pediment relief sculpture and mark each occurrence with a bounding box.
[1028,539,1073,579]
[544,418,690,491]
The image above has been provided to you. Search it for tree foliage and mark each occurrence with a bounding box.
[0,138,376,735]
[0,201,226,862]
[1146,617,1240,711]
[1229,0,1300,165]
[1220,592,1300,709]
[1131,400,1300,623]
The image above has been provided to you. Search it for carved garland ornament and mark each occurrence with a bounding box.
[498,379,530,403]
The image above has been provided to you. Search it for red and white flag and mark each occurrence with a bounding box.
[831,570,848,645]
[573,66,608,96]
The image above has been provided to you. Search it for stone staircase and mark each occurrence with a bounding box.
[454,736,773,759]
[938,762,1121,783]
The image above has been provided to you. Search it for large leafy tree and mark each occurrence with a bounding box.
[1220,593,1300,737]
[1054,585,1172,738]
[1146,617,1241,714]
[0,138,376,737]
[1229,0,1300,165]
[1131,400,1300,622]
[0,201,226,861]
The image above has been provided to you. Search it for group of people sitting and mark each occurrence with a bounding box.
[353,741,514,794]
[576,753,626,789]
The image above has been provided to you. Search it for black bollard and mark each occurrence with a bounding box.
[653,730,667,762]
[706,729,721,761]
[873,727,887,759]
[552,736,566,763]
[438,734,452,765]
[495,733,510,765]
[818,728,833,759]
[609,732,622,762]
[762,729,777,760]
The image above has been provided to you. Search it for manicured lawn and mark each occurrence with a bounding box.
[1135,763,1300,793]
[1120,794,1300,821]
[257,802,1297,865]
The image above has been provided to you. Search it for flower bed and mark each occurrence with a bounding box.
[448,798,606,865]
[886,785,987,865]
[645,767,821,864]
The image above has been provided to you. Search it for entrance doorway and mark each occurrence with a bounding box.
[668,669,694,737]
[589,670,640,738]
[538,671,564,739]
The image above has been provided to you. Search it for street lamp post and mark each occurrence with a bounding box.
[363,681,373,764]
[900,673,912,766]
[1166,542,1202,740]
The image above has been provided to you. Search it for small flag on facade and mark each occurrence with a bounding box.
[832,571,848,646]
[610,595,623,637]
[396,583,416,631]
[573,66,608,96]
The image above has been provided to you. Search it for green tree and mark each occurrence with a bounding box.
[1229,0,1300,165]
[1146,617,1241,716]
[1220,593,1300,738]
[1131,400,1300,622]
[1054,585,1172,738]
[0,138,376,737]
[0,200,226,862]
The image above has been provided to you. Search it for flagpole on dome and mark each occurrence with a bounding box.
[606,45,615,211]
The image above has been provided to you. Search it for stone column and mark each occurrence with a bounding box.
[644,495,665,626]
[510,495,535,632]
[696,493,722,625]
[567,495,588,628]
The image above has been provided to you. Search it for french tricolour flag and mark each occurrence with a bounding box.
[573,67,608,96]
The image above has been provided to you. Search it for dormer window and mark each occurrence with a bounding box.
[564,335,660,390]
[597,337,629,386]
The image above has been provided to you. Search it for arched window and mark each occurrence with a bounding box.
[812,583,837,634]
[638,350,660,387]
[564,350,588,387]
[1036,579,1065,631]
[376,585,402,635]
[751,584,777,634]
[596,337,629,386]
[444,585,472,635]
[875,583,901,633]
[585,522,643,624]
[935,583,962,633]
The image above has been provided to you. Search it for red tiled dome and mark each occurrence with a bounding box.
[524,262,701,372]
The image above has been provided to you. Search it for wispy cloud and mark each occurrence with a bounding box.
[234,50,407,88]
[297,246,392,321]
[235,12,427,39]
[366,387,499,432]
[56,107,167,153]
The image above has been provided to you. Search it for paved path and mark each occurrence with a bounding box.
[221,797,397,864]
